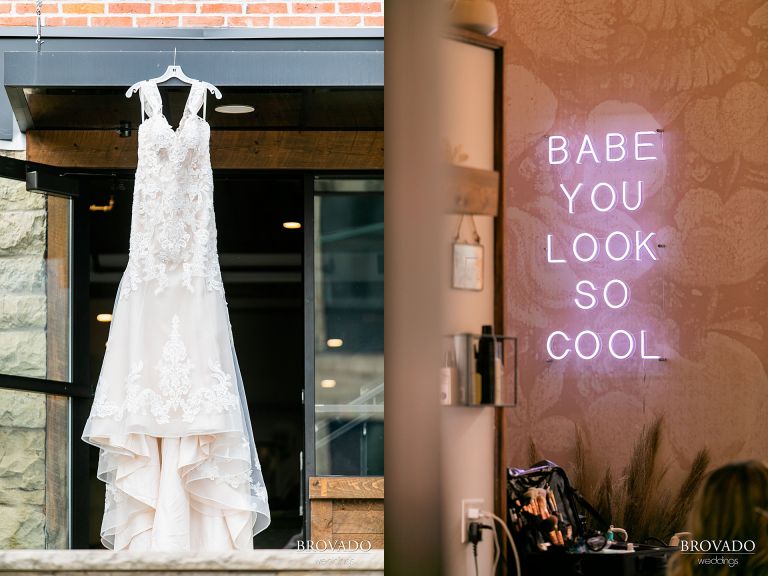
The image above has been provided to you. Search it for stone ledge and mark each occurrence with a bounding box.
[0,550,384,573]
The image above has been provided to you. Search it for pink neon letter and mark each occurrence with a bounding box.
[576,135,600,165]
[634,131,658,161]
[548,136,568,165]
[546,331,571,360]
[605,133,627,162]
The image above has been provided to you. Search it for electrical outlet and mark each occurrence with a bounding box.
[460,498,484,543]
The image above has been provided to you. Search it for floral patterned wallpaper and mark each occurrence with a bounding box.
[499,0,768,486]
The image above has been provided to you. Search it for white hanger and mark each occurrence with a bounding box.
[125,49,222,99]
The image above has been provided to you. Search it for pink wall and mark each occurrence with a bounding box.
[499,0,768,488]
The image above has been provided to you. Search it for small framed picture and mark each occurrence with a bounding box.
[452,241,483,290]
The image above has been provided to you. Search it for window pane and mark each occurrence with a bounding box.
[0,183,71,383]
[314,181,384,476]
[0,180,70,548]
[0,391,69,548]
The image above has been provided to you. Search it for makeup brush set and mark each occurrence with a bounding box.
[507,460,673,575]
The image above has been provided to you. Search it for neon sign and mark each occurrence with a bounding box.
[545,130,662,361]
[547,132,658,165]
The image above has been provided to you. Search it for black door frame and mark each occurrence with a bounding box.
[0,156,92,548]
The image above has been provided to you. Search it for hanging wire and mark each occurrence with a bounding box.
[35,0,44,53]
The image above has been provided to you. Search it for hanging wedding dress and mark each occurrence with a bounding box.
[82,80,270,550]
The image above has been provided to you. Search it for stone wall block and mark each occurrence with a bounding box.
[0,211,47,257]
[0,257,45,293]
[0,294,47,329]
[0,503,45,549]
[0,332,46,378]
[0,180,45,211]
[0,428,46,491]
[0,476,45,506]
[0,390,46,428]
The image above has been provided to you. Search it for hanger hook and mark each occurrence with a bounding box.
[173,47,176,67]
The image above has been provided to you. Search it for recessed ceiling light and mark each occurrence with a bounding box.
[327,338,343,348]
[97,313,112,323]
[320,379,337,388]
[283,221,302,230]
[214,104,255,114]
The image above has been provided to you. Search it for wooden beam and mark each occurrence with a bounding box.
[26,130,384,170]
[333,502,385,534]
[446,164,499,216]
[310,500,333,541]
[45,194,69,549]
[309,476,384,500]
[334,533,385,548]
[444,27,505,51]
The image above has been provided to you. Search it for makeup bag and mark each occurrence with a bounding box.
[507,460,607,556]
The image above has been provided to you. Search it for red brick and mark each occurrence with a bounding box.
[62,3,105,14]
[0,4,10,13]
[227,15,269,26]
[14,3,59,14]
[182,14,225,25]
[200,3,242,13]
[319,15,361,26]
[136,14,179,25]
[246,2,287,14]
[292,2,334,14]
[154,3,197,13]
[272,15,315,26]
[364,15,383,26]
[339,2,381,14]
[91,15,134,25]
[0,15,35,24]
[45,16,89,25]
[108,3,151,14]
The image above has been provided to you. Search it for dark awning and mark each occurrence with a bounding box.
[0,29,383,137]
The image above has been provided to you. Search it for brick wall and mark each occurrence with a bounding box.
[0,1,383,27]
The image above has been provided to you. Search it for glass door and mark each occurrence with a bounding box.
[0,157,78,549]
[312,176,384,477]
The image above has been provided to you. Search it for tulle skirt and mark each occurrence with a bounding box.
[82,271,270,550]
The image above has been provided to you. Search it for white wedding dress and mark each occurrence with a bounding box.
[82,80,270,550]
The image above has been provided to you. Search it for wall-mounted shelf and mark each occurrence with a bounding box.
[442,332,518,407]
[445,164,499,216]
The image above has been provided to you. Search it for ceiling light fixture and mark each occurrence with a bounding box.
[327,338,343,348]
[320,379,337,389]
[97,313,113,323]
[282,221,302,230]
[214,104,255,114]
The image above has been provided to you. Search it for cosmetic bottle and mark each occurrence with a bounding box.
[440,349,458,405]
[494,338,504,405]
[476,325,495,404]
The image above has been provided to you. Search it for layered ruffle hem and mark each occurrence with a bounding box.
[82,275,270,550]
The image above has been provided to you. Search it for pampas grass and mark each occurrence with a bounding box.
[583,416,709,542]
[523,416,710,543]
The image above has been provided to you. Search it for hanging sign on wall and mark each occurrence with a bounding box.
[544,130,664,361]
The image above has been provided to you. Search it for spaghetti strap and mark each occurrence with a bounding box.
[139,82,146,122]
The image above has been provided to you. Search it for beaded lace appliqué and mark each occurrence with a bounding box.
[195,462,268,502]
[92,315,239,424]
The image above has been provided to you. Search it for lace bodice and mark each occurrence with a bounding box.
[121,80,222,299]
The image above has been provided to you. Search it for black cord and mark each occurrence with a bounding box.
[473,541,479,576]
[643,536,669,547]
